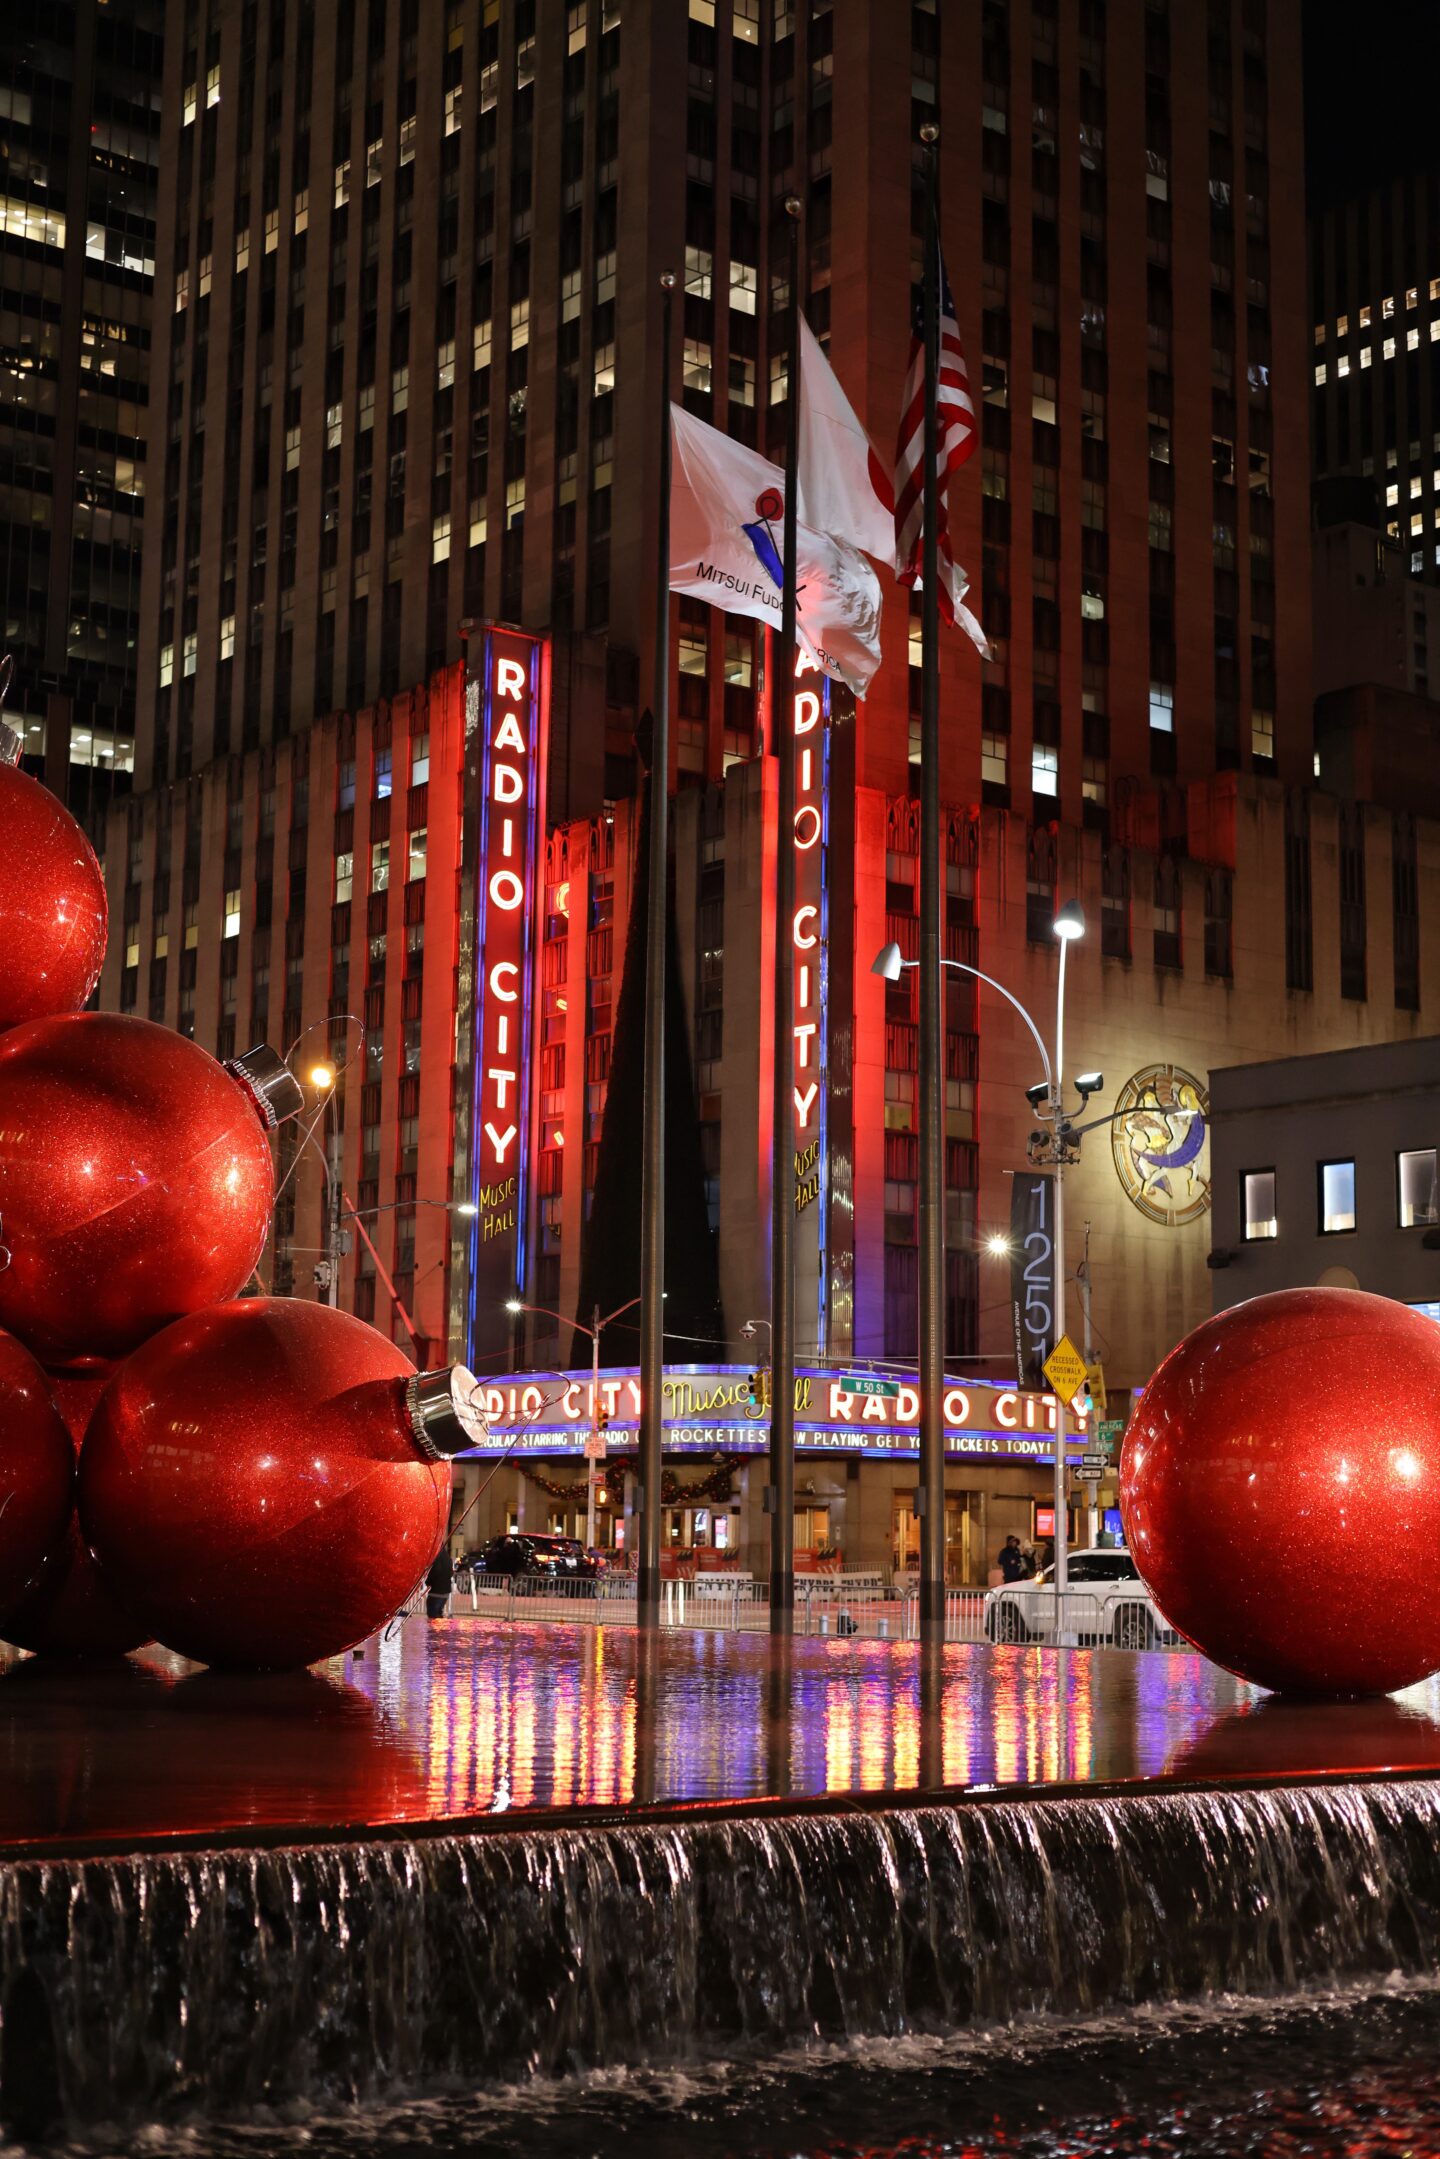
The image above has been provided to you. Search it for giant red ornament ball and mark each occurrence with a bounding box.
[80,1298,480,1669]
[0,759,108,1032]
[0,1015,290,1365]
[1120,1286,1440,1697]
[0,1332,74,1625]
[1,1368,151,1660]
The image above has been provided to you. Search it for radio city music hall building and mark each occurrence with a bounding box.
[100,0,1440,1576]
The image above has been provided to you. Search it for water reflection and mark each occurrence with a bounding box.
[1,1624,1435,1850]
[352,1625,1324,1813]
[1167,1679,1440,1781]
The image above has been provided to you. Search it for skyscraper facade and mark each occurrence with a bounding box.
[0,0,161,820]
[136,0,1311,801]
[1312,171,1440,582]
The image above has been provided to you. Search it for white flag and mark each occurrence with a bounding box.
[799,314,990,661]
[797,314,896,568]
[668,403,882,697]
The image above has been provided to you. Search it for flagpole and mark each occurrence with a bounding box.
[917,124,946,1637]
[638,269,676,1628]
[769,191,803,1637]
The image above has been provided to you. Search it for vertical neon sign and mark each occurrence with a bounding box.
[791,650,829,1359]
[466,628,549,1367]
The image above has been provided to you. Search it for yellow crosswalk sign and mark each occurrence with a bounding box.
[1042,1335,1088,1405]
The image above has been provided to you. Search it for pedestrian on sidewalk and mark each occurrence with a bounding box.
[997,1535,1029,1584]
[425,1545,454,1620]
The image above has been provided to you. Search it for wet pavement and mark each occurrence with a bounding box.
[2,1617,1440,1855]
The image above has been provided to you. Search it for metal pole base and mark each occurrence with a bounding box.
[769,1575,794,1636]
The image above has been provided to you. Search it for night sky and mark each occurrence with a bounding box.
[1304,0,1440,212]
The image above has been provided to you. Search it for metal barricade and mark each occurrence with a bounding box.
[425,1572,1182,1652]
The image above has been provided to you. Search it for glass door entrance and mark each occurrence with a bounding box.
[891,1491,982,1584]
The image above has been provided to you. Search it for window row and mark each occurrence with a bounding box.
[1241,1149,1437,1240]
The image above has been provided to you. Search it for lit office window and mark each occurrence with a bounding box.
[1398,1148,1438,1228]
[223,889,242,938]
[1319,1159,1356,1234]
[371,840,390,893]
[1242,1170,1277,1240]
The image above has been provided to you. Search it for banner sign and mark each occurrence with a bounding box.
[465,628,549,1365]
[791,652,830,1356]
[1009,1170,1055,1391]
[465,1363,1089,1465]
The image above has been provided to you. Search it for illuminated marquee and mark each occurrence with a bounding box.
[791,654,830,1354]
[466,629,549,1359]
[467,1364,1089,1463]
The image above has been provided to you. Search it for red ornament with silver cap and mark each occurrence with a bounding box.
[1120,1286,1440,1697]
[0,1020,304,1365]
[79,1298,485,1669]
[0,1329,74,1627]
[0,654,109,1032]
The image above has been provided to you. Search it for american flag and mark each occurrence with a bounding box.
[893,235,977,624]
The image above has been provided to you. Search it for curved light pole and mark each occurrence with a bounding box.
[506,1294,644,1550]
[873,897,1087,1600]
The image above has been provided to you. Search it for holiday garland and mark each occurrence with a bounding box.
[521,1455,742,1505]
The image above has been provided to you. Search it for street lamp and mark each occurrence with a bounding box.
[505,1295,645,1550]
[872,896,1090,1601]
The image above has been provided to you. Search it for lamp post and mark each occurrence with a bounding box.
[873,896,1089,1603]
[505,1294,643,1551]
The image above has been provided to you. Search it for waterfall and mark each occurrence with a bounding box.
[3,1780,1439,2139]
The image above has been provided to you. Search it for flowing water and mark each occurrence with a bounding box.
[34,1980,1440,2158]
[3,1779,1440,2143]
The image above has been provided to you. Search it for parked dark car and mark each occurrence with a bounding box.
[468,1533,599,1584]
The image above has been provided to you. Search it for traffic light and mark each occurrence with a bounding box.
[747,1371,763,1408]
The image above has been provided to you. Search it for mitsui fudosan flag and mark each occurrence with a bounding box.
[668,403,883,697]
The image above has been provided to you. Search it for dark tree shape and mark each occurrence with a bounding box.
[569,756,725,1369]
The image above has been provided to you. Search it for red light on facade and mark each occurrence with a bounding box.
[466,629,549,1361]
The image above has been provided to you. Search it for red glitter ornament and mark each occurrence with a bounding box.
[0,1017,302,1365]
[1120,1287,1440,1697]
[0,1332,73,1626]
[0,761,108,1032]
[79,1298,483,1670]
[1,1368,151,1660]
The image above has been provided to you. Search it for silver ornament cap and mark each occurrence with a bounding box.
[226,1044,306,1128]
[406,1366,488,1460]
[0,653,21,766]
